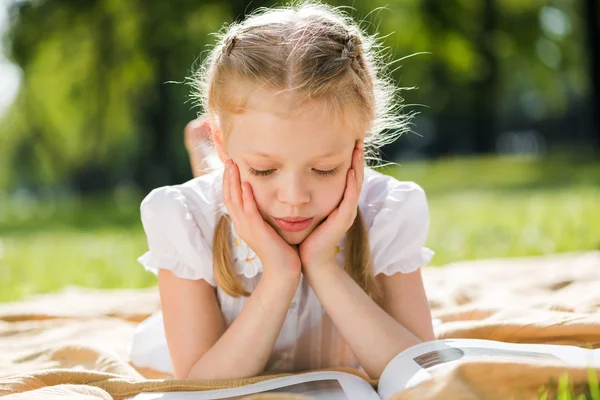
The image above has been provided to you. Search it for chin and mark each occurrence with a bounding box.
[279,229,311,245]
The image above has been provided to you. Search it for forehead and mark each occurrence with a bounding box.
[227,97,357,159]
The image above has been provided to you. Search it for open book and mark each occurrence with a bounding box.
[129,338,600,400]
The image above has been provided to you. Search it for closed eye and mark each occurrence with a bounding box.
[248,167,338,177]
[249,167,275,177]
[313,168,338,176]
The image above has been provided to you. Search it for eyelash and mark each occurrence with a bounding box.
[248,167,338,177]
[315,168,338,176]
[249,168,274,177]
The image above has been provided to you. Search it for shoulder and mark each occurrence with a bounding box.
[140,168,225,230]
[357,167,434,275]
[358,167,428,230]
[137,168,226,284]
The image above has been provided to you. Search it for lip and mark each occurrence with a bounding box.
[274,217,314,232]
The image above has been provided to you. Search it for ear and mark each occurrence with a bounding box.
[210,123,230,164]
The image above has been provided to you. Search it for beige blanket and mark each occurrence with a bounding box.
[1,251,599,399]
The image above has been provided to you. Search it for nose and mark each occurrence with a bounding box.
[277,172,310,207]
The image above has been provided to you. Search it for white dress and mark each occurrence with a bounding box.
[128,166,435,375]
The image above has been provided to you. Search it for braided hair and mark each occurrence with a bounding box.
[192,1,412,302]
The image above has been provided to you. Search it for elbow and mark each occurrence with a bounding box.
[183,362,264,381]
[420,324,437,343]
[419,331,436,343]
[182,368,212,381]
[177,371,191,380]
[173,365,194,380]
[175,360,203,381]
[412,321,436,343]
[182,365,215,381]
[185,370,261,381]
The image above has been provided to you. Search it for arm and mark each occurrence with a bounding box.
[298,140,434,378]
[303,263,431,379]
[158,268,298,380]
[297,138,435,378]
[377,269,435,343]
[160,158,302,380]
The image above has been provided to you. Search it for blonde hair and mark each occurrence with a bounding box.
[192,0,412,302]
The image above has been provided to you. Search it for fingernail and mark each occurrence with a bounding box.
[241,183,246,193]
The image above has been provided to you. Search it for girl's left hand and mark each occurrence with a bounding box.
[299,139,364,271]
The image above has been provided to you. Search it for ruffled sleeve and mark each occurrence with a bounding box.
[137,186,216,286]
[365,176,435,276]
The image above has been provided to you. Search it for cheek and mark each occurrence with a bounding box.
[244,176,273,211]
[315,176,347,214]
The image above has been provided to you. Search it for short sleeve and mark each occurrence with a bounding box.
[367,181,435,276]
[137,186,216,286]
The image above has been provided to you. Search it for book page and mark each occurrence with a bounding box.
[128,371,380,400]
[377,339,600,400]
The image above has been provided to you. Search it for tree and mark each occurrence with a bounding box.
[583,0,599,150]
[472,0,497,153]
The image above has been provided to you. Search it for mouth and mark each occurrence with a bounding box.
[273,217,314,233]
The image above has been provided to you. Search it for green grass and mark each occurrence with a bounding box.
[384,154,600,265]
[535,369,600,400]
[0,153,599,303]
[0,192,156,301]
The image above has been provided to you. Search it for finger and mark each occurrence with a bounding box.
[355,140,364,198]
[242,183,284,243]
[229,161,244,210]
[222,161,231,206]
[241,182,262,223]
[339,169,358,226]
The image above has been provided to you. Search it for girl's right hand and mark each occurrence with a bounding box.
[222,159,302,281]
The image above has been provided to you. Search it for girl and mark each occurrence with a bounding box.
[128,1,436,381]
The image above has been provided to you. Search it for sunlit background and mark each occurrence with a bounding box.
[0,0,598,301]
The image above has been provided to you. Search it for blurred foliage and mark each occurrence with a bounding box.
[0,0,596,194]
[0,0,233,192]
